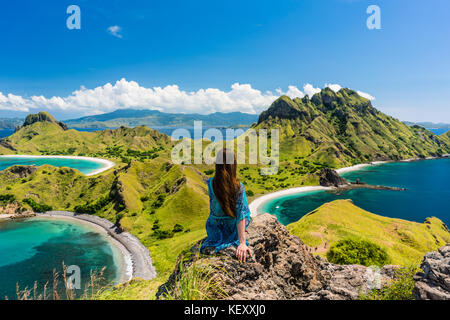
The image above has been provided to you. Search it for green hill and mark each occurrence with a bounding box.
[256,89,449,167]
[287,199,450,266]
[0,117,171,156]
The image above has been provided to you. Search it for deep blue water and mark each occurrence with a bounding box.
[0,129,14,138]
[0,218,121,299]
[429,128,449,135]
[261,158,450,226]
[0,157,105,175]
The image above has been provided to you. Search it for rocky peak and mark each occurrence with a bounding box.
[157,214,397,300]
[20,111,68,131]
[257,96,304,124]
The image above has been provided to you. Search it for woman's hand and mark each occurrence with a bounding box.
[236,243,252,263]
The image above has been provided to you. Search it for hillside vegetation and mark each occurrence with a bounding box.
[0,88,449,299]
[287,199,450,266]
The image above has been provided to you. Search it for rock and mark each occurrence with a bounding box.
[21,111,68,131]
[156,214,395,300]
[0,139,17,151]
[413,244,450,300]
[8,165,38,178]
[318,168,348,187]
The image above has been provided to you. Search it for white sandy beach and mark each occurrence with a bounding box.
[0,155,115,176]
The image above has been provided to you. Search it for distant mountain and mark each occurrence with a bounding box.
[65,109,258,129]
[403,121,450,130]
[0,117,23,129]
[255,88,450,167]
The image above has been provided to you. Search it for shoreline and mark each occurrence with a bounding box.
[248,156,449,216]
[34,211,156,283]
[0,155,115,176]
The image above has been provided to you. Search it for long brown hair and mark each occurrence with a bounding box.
[212,148,240,218]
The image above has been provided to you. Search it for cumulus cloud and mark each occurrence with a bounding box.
[0,79,376,115]
[107,25,123,38]
[303,84,321,97]
[325,83,342,93]
[357,90,375,100]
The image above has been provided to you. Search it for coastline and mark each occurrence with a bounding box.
[34,211,156,283]
[248,156,449,216]
[0,155,115,176]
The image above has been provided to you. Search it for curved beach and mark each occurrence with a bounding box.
[249,161,388,216]
[249,156,450,217]
[0,155,115,176]
[35,211,156,283]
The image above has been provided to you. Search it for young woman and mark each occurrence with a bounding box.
[201,148,252,262]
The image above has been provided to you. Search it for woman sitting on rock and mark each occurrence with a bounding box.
[201,148,252,262]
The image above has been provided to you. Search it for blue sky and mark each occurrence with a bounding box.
[0,0,449,122]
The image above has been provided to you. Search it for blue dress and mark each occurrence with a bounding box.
[201,178,252,252]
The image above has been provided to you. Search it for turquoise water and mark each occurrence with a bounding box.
[0,156,105,175]
[261,158,450,226]
[0,218,120,299]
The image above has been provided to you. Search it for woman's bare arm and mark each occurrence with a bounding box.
[236,219,252,262]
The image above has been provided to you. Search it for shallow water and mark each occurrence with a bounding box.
[0,156,105,175]
[0,218,121,299]
[261,158,450,226]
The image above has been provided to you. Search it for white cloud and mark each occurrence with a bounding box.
[0,80,376,116]
[303,83,321,97]
[357,90,375,100]
[325,83,342,93]
[107,25,123,38]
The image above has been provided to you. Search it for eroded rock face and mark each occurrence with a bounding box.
[318,168,348,187]
[8,165,38,178]
[413,244,450,300]
[157,214,396,300]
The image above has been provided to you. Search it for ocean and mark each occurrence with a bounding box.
[261,158,450,226]
[0,156,105,175]
[0,218,121,299]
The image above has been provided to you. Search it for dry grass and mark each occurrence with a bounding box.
[11,262,108,300]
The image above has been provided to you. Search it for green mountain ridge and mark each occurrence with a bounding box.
[0,88,449,299]
[255,88,449,167]
[65,109,258,129]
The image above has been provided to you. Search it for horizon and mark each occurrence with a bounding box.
[1,1,449,122]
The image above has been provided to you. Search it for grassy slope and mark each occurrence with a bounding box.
[287,200,450,266]
[1,97,449,299]
[0,122,171,156]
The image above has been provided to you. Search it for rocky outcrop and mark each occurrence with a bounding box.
[318,168,348,187]
[8,165,38,178]
[413,244,450,300]
[21,111,68,131]
[157,214,397,300]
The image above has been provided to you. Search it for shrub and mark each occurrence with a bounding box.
[152,194,166,208]
[23,198,53,213]
[204,169,214,175]
[154,229,173,240]
[0,194,16,204]
[246,190,254,197]
[326,238,390,267]
[173,224,184,233]
[74,195,110,214]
